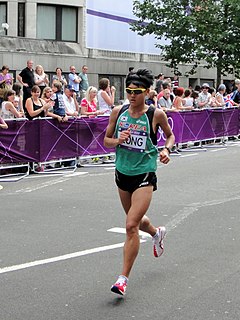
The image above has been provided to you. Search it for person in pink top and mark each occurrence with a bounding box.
[80,86,104,117]
[0,65,14,88]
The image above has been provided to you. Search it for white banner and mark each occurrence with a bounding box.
[86,0,167,54]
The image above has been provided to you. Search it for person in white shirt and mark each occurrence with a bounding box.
[34,65,49,95]
[62,85,79,117]
[97,78,116,115]
[197,83,211,109]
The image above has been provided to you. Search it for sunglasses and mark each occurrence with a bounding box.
[202,87,209,89]
[126,87,146,95]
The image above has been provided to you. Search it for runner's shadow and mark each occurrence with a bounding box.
[107,296,125,306]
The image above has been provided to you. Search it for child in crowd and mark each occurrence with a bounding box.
[50,82,68,122]
[12,83,24,114]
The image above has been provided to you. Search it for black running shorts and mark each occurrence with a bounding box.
[115,169,157,193]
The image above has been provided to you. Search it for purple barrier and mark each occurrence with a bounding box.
[77,117,114,158]
[0,119,39,163]
[157,108,239,145]
[0,109,239,164]
[39,118,79,162]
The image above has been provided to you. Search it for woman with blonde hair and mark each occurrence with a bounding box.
[41,86,53,103]
[34,65,49,94]
[81,86,104,117]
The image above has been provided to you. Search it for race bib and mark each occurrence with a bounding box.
[118,128,147,153]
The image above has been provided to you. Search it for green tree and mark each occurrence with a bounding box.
[131,0,240,86]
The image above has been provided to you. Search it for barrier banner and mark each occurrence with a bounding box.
[0,120,39,163]
[77,117,114,157]
[39,118,79,162]
[164,108,239,144]
[209,108,239,137]
[0,108,239,164]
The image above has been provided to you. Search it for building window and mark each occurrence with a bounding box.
[37,5,77,42]
[18,3,25,37]
[0,3,7,36]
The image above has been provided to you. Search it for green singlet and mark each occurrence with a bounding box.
[114,105,158,176]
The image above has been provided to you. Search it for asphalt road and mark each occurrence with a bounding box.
[0,141,240,320]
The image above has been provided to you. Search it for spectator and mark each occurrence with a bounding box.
[63,85,79,117]
[78,65,89,102]
[191,90,199,108]
[0,116,8,129]
[172,75,179,87]
[1,89,24,119]
[52,67,67,92]
[145,89,159,108]
[41,86,53,103]
[157,81,173,100]
[159,88,173,110]
[34,65,49,95]
[208,87,220,108]
[17,60,35,109]
[197,83,211,108]
[128,66,135,74]
[25,85,53,120]
[0,65,14,104]
[0,65,14,89]
[155,73,164,94]
[194,84,201,93]
[182,89,194,108]
[12,83,24,113]
[68,65,81,97]
[173,87,193,111]
[231,79,240,106]
[98,78,116,115]
[81,86,104,117]
[50,82,68,122]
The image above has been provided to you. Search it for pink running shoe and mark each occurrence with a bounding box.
[111,277,128,296]
[153,226,166,258]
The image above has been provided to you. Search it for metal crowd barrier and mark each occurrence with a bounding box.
[0,109,239,181]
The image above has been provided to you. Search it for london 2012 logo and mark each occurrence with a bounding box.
[157,116,174,143]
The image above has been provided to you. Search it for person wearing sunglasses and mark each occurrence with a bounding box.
[104,68,175,296]
[196,83,211,109]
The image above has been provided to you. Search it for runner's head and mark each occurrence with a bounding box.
[126,69,154,89]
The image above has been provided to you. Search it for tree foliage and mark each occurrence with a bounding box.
[131,0,240,85]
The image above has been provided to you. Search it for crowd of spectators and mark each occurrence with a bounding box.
[0,60,118,126]
[148,75,240,112]
[1,62,240,130]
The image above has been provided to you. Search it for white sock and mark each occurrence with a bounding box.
[118,275,128,283]
[152,228,159,239]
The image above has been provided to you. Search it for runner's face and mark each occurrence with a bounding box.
[126,84,148,107]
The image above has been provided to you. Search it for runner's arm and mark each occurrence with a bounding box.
[104,107,130,148]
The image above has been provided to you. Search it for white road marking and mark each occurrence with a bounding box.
[0,240,146,275]
[15,172,88,193]
[180,153,198,157]
[108,227,151,238]
[209,148,227,152]
[2,192,240,275]
[0,185,3,190]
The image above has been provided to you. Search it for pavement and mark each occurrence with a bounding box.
[0,140,240,320]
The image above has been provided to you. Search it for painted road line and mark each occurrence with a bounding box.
[209,148,227,152]
[0,185,3,191]
[0,240,146,275]
[180,153,198,157]
[108,227,151,238]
